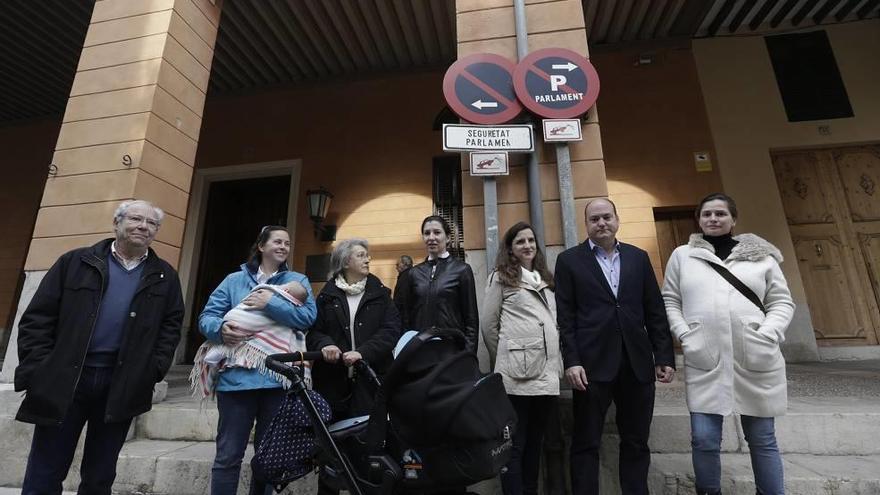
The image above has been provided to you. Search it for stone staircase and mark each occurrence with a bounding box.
[1,360,879,494]
[598,360,880,494]
[0,368,317,495]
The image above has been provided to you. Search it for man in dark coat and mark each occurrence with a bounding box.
[14,199,184,494]
[392,254,413,312]
[554,198,675,495]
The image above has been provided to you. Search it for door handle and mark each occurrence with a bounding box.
[815,243,823,257]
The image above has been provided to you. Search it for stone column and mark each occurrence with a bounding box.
[1,0,222,383]
[457,0,607,285]
[455,2,606,494]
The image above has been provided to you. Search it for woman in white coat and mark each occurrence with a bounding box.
[481,222,562,495]
[662,193,795,495]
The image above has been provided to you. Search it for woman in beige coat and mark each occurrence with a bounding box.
[481,221,562,495]
[662,193,795,495]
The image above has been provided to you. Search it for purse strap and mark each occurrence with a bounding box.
[704,260,766,314]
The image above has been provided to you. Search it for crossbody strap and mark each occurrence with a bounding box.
[704,260,766,314]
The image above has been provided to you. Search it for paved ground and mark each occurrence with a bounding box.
[0,490,74,494]
[653,358,880,404]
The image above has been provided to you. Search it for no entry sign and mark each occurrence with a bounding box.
[443,53,523,125]
[513,48,600,119]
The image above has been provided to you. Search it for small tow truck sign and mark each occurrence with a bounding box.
[470,152,509,176]
[542,119,582,142]
[442,124,534,152]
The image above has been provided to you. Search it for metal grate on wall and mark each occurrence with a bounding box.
[432,156,465,261]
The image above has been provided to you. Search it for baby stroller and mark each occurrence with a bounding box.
[262,327,517,495]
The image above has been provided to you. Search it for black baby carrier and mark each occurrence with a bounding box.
[262,327,516,495]
[364,327,518,491]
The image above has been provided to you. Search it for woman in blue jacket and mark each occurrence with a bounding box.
[199,226,317,495]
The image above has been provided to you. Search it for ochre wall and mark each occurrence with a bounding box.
[0,119,59,333]
[693,20,880,271]
[195,71,448,289]
[24,0,222,271]
[591,42,722,278]
[692,20,880,358]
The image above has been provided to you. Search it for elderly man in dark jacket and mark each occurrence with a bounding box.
[14,199,184,495]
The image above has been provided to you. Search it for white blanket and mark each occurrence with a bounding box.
[190,284,309,399]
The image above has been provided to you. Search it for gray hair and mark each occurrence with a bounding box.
[329,238,369,279]
[113,200,165,226]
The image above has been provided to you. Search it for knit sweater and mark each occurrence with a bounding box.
[85,255,144,367]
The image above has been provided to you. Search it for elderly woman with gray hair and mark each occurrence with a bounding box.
[307,238,402,422]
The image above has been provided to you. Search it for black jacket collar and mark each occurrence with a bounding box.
[82,238,168,284]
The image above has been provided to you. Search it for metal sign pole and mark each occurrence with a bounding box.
[556,142,578,249]
[483,176,499,269]
[514,0,546,253]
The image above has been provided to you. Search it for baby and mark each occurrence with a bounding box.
[191,280,310,399]
[202,280,308,366]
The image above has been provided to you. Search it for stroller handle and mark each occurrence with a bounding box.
[265,351,324,379]
[265,352,380,387]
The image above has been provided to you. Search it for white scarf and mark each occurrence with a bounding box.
[335,274,367,295]
[520,266,543,291]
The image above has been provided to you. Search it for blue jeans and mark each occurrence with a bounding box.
[690,413,784,494]
[212,388,285,495]
[22,366,133,495]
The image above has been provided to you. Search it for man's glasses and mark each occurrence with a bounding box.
[124,215,160,230]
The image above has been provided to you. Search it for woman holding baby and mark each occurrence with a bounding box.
[198,225,317,495]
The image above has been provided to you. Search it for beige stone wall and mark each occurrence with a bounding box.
[456,0,608,251]
[26,0,221,270]
[691,20,880,359]
[693,19,880,260]
[195,71,447,291]
[0,120,60,334]
[591,42,722,280]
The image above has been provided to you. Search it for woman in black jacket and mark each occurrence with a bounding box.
[307,238,401,420]
[395,215,479,352]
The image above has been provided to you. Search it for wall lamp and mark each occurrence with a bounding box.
[306,186,336,242]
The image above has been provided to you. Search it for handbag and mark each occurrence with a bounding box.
[251,389,333,491]
[704,260,767,314]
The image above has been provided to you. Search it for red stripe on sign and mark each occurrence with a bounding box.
[459,69,517,109]
[526,64,581,96]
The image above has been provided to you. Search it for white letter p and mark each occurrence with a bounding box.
[550,74,567,91]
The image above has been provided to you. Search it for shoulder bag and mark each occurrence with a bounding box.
[704,260,767,315]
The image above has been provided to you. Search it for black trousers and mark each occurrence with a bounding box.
[501,395,557,495]
[570,353,656,495]
[22,366,132,495]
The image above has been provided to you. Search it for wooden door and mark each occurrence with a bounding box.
[185,175,291,362]
[772,146,880,346]
[835,146,880,340]
[654,208,698,274]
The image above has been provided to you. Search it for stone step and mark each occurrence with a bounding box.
[136,395,880,457]
[136,402,219,442]
[1,436,318,495]
[113,439,316,495]
[645,453,880,495]
[646,397,880,455]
